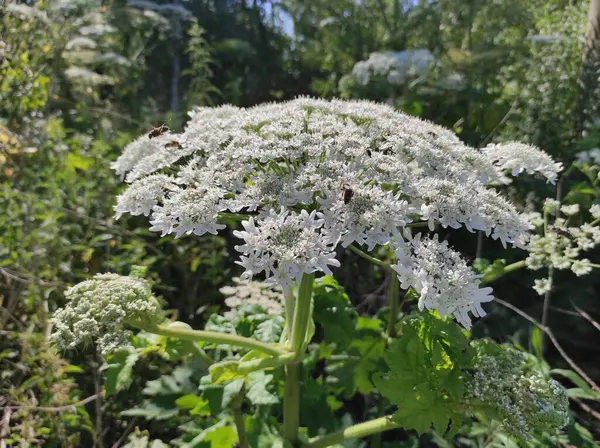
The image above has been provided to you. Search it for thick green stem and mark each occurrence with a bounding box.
[289,273,315,355]
[481,260,526,284]
[231,388,249,448]
[348,245,391,268]
[306,416,399,448]
[386,271,399,338]
[283,363,301,445]
[135,323,286,356]
[283,273,314,446]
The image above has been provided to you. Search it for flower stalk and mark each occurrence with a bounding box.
[283,273,315,445]
[348,245,391,268]
[231,387,249,448]
[305,416,398,447]
[133,322,286,357]
[481,260,527,284]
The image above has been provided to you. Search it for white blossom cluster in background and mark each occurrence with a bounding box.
[525,199,600,295]
[465,343,569,439]
[352,50,435,86]
[112,98,562,328]
[220,277,284,319]
[50,274,163,354]
[575,148,600,166]
[347,50,464,92]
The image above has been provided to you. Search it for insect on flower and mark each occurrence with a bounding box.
[164,140,182,149]
[148,124,169,139]
[551,226,574,240]
[340,183,354,204]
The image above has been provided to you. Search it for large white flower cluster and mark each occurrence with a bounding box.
[465,343,569,439]
[51,274,163,354]
[113,98,560,328]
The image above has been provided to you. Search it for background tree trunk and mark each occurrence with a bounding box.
[573,0,600,139]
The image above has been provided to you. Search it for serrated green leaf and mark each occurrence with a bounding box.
[254,316,284,343]
[104,349,139,397]
[246,371,278,405]
[121,401,179,421]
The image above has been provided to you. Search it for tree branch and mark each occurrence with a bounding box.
[494,298,600,393]
[0,393,102,413]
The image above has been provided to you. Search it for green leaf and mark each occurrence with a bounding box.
[254,316,284,343]
[374,314,471,435]
[221,378,245,408]
[209,360,244,384]
[175,394,212,417]
[175,394,202,410]
[64,365,85,373]
[65,153,93,172]
[246,371,278,405]
[104,350,139,397]
[246,410,283,448]
[121,401,179,421]
[566,387,600,400]
[182,419,236,448]
[551,369,598,397]
[313,276,357,350]
[531,327,542,360]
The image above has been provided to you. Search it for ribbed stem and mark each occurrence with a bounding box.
[289,273,315,355]
[231,388,249,448]
[283,363,301,444]
[283,273,314,445]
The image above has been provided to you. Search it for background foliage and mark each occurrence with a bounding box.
[1,0,600,446]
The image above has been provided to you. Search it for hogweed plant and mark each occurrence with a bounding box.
[52,98,570,446]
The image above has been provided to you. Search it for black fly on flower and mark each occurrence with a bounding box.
[340,183,354,205]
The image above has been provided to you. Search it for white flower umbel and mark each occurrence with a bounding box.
[482,142,563,184]
[391,234,493,329]
[590,204,600,219]
[233,209,340,290]
[50,274,163,355]
[112,98,561,327]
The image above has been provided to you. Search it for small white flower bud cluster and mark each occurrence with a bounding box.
[525,205,600,295]
[220,277,284,319]
[113,98,561,328]
[391,234,493,329]
[51,274,163,354]
[465,343,569,439]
